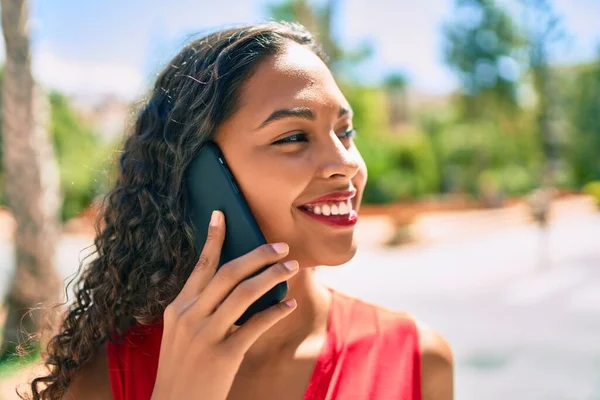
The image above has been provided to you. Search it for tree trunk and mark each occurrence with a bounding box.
[0,0,62,359]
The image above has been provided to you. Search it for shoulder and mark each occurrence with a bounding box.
[415,319,454,400]
[61,342,113,400]
[331,289,417,332]
[332,289,423,347]
[330,290,453,398]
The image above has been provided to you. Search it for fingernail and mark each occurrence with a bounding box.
[283,299,296,308]
[271,242,289,254]
[283,260,299,271]
[210,210,220,227]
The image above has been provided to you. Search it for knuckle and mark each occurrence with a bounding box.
[237,279,258,297]
[206,226,218,241]
[216,343,232,358]
[163,304,179,324]
[179,312,199,336]
[246,309,267,325]
[195,254,211,270]
[216,263,236,282]
[218,341,244,360]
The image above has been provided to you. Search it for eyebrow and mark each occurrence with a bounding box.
[255,105,352,130]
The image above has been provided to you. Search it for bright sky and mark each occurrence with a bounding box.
[0,0,596,100]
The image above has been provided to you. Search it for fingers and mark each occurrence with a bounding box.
[190,243,291,317]
[225,298,297,351]
[175,210,226,304]
[208,259,299,333]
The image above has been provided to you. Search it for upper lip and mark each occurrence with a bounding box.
[300,189,357,206]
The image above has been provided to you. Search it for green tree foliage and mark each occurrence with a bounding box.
[521,0,567,188]
[1,87,115,219]
[341,83,440,203]
[49,91,116,221]
[563,53,600,186]
[358,129,439,204]
[339,82,388,141]
[420,111,543,197]
[582,181,600,207]
[443,0,522,119]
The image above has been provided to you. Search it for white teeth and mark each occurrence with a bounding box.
[330,204,339,215]
[303,199,353,216]
[338,201,348,214]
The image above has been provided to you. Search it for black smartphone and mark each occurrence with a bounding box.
[185,140,288,325]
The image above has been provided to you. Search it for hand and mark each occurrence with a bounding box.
[151,210,298,400]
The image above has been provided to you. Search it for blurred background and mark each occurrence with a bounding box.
[0,0,599,399]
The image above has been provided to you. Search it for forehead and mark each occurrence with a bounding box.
[235,42,348,121]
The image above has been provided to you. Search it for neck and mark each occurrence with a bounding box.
[242,267,332,363]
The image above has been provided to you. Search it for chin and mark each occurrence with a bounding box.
[307,239,358,267]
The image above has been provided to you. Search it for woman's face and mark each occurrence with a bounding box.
[214,42,367,268]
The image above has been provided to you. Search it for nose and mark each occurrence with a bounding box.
[317,133,361,180]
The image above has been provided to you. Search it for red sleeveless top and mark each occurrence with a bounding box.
[106,287,422,400]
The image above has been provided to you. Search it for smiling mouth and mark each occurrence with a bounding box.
[300,199,353,216]
[298,199,358,227]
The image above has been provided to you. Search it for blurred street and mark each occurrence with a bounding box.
[1,207,599,399]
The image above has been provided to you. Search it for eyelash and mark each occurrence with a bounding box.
[273,128,357,145]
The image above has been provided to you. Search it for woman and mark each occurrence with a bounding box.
[26,21,452,400]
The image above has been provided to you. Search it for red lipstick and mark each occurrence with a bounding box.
[299,208,358,227]
[298,189,358,228]
[301,189,357,205]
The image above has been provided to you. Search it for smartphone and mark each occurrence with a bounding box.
[185,140,288,325]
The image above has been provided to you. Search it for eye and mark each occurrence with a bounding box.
[272,132,308,145]
[272,128,357,146]
[339,128,357,140]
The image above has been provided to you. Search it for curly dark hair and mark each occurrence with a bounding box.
[21,20,328,399]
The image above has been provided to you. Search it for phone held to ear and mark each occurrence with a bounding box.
[185,141,288,325]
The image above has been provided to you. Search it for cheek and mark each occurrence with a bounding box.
[214,133,302,229]
[233,155,308,237]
